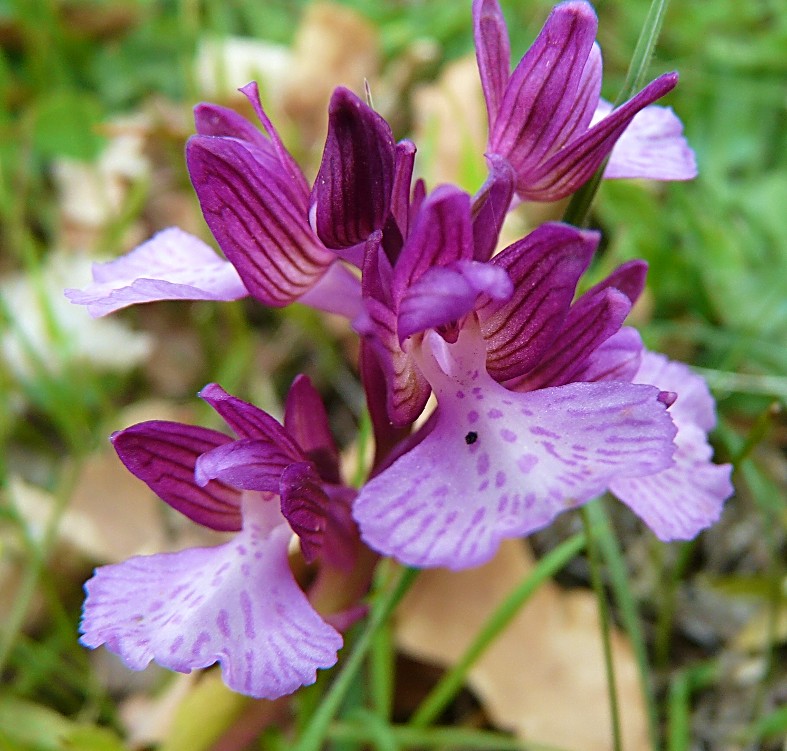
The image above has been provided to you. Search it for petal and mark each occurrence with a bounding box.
[610,424,732,540]
[490,2,598,175]
[195,438,297,491]
[398,260,512,343]
[186,136,335,307]
[473,0,511,128]
[194,102,272,151]
[595,100,698,181]
[389,140,417,245]
[471,153,516,262]
[393,185,474,302]
[524,72,679,201]
[353,324,677,569]
[279,462,329,564]
[511,286,632,390]
[632,350,717,431]
[478,222,598,381]
[65,228,248,317]
[583,259,649,305]
[311,87,396,249]
[296,261,363,320]
[571,326,643,383]
[284,375,342,485]
[112,421,241,532]
[199,383,304,458]
[80,496,342,699]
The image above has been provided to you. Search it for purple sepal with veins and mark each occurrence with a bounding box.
[81,378,359,698]
[473,0,696,202]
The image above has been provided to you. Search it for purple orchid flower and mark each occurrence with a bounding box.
[353,195,732,568]
[474,0,696,202]
[80,378,361,699]
[66,83,361,321]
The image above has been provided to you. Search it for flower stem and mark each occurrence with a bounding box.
[410,532,587,728]
[562,0,671,227]
[581,503,623,751]
[291,565,420,751]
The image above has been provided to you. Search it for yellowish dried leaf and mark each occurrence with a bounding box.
[395,539,649,751]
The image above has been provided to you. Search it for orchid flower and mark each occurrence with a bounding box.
[353,199,732,568]
[67,83,361,321]
[80,378,361,698]
[473,0,696,202]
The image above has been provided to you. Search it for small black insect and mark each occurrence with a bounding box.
[464,431,478,445]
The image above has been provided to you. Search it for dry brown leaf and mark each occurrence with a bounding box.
[395,539,649,751]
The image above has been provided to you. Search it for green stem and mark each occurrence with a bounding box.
[292,565,420,751]
[410,532,587,728]
[584,500,661,751]
[581,504,623,751]
[330,720,571,751]
[562,0,671,227]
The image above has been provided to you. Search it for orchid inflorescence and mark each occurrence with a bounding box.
[70,0,732,702]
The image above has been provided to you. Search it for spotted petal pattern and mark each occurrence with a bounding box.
[353,326,677,569]
[80,495,342,699]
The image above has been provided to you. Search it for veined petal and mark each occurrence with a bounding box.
[524,72,679,201]
[194,103,272,152]
[112,421,241,532]
[353,324,676,569]
[312,87,396,249]
[186,136,335,307]
[390,140,417,246]
[473,0,511,129]
[610,424,732,540]
[490,1,598,176]
[584,259,649,304]
[471,154,516,262]
[80,495,342,699]
[512,286,631,390]
[279,462,329,564]
[65,228,248,317]
[195,438,297,492]
[398,260,512,343]
[284,375,341,485]
[479,222,598,381]
[199,383,304,459]
[393,185,474,302]
[571,326,643,383]
[596,100,697,181]
[633,350,717,432]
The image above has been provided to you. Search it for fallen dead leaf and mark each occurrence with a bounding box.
[395,538,649,751]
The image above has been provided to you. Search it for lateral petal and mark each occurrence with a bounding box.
[524,72,679,201]
[195,438,297,492]
[279,462,329,564]
[353,325,676,569]
[471,154,515,262]
[112,421,241,532]
[596,100,697,181]
[65,228,248,317]
[80,495,342,699]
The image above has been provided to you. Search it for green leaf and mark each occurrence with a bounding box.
[32,90,105,161]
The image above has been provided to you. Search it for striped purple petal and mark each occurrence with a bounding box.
[471,154,515,262]
[473,0,511,129]
[194,438,298,492]
[111,421,241,532]
[80,495,341,699]
[478,223,598,381]
[311,87,396,249]
[186,135,335,307]
[279,462,329,564]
